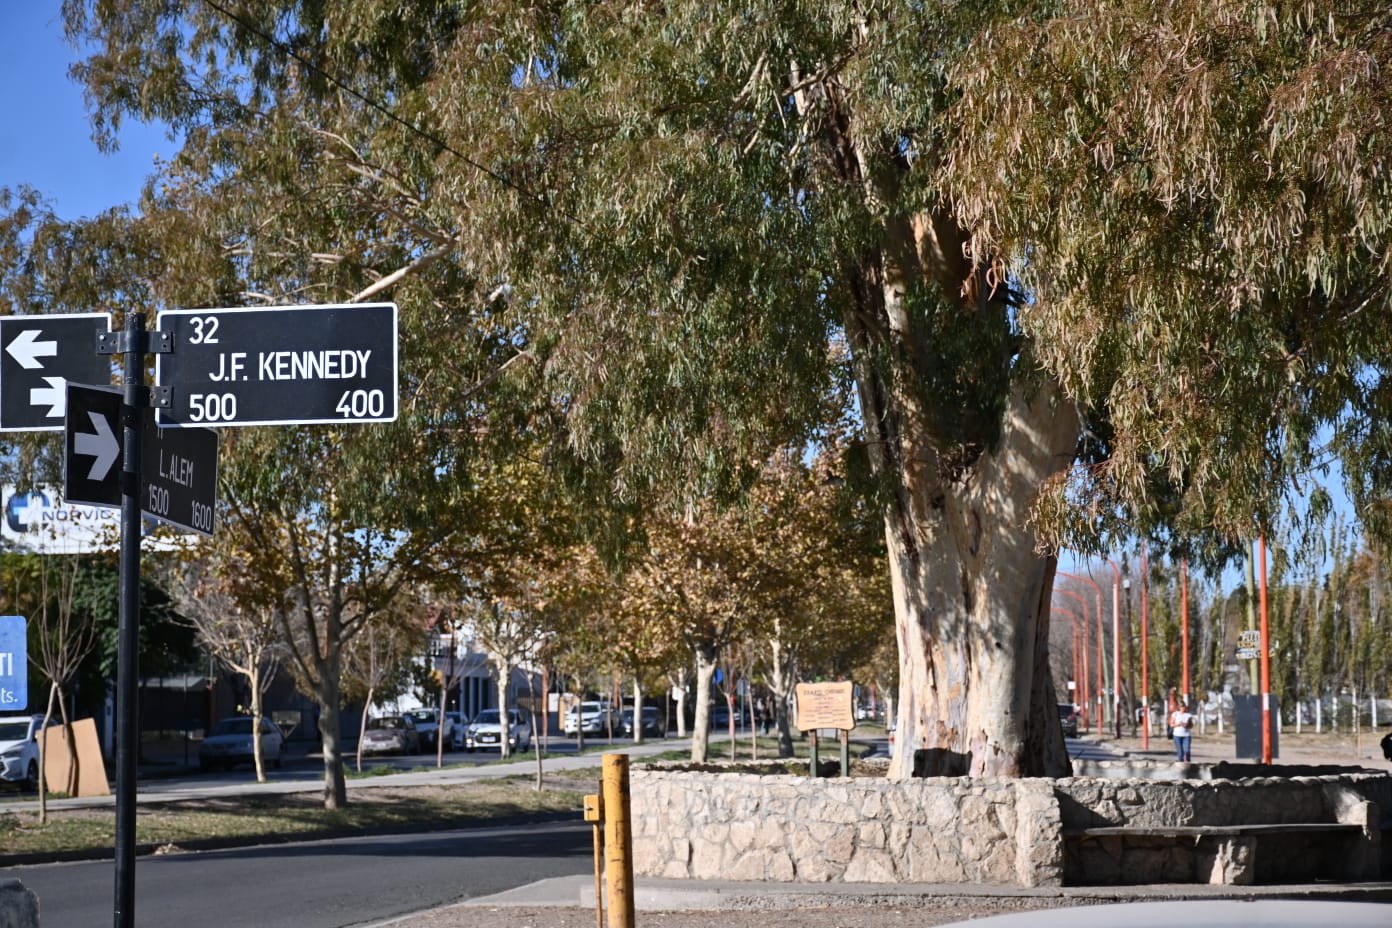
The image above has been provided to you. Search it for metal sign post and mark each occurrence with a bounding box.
[113,312,144,928]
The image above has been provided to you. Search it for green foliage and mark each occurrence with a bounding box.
[948,0,1392,551]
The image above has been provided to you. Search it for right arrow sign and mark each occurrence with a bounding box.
[64,383,123,508]
[64,383,219,536]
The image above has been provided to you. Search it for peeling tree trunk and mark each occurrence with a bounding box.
[494,657,511,760]
[669,669,689,738]
[251,680,267,784]
[765,627,797,758]
[690,645,717,762]
[884,382,1078,778]
[631,678,644,745]
[356,685,374,773]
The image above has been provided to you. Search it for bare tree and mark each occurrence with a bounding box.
[342,618,418,772]
[169,564,284,782]
[28,554,100,821]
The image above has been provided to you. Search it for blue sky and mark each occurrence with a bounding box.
[1,4,173,220]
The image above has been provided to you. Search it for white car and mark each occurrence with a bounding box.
[404,708,452,749]
[0,715,46,790]
[463,709,531,752]
[563,701,616,736]
[445,711,468,750]
[198,716,284,772]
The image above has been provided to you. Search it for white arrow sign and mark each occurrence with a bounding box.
[74,411,120,482]
[31,376,65,419]
[6,329,59,370]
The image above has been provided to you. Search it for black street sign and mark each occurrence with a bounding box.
[141,416,217,535]
[154,303,398,427]
[64,383,122,508]
[63,382,218,534]
[1,314,112,431]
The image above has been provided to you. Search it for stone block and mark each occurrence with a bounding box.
[0,880,38,928]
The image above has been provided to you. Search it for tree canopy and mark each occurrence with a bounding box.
[33,0,1392,778]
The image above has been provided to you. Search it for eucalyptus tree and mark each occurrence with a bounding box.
[59,0,1392,780]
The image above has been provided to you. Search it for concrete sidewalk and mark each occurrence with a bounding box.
[367,875,1392,928]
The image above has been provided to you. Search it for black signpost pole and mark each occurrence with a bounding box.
[113,312,143,928]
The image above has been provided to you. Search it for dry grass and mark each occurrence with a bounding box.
[0,775,591,859]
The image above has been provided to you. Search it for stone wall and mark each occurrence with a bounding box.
[630,763,1390,888]
[631,767,1064,887]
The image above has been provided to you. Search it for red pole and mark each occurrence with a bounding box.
[1055,591,1091,729]
[1259,535,1273,764]
[1059,572,1107,732]
[1141,543,1150,750]
[1181,559,1191,706]
[1052,607,1083,727]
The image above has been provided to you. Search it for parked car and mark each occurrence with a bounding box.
[404,708,451,749]
[198,716,284,772]
[1058,703,1079,738]
[462,708,532,752]
[563,701,616,736]
[446,711,468,750]
[0,715,47,790]
[361,715,421,755]
[709,704,747,730]
[620,706,665,738]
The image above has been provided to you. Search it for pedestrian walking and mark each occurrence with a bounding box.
[1170,701,1196,762]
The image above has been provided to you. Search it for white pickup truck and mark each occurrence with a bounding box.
[0,715,45,791]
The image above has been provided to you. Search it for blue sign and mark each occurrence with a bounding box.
[0,615,25,710]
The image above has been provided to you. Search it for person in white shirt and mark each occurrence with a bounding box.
[1170,703,1196,762]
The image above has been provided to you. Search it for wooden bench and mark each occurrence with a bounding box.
[1063,822,1367,885]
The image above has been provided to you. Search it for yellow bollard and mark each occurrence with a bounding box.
[583,794,604,928]
[601,754,635,928]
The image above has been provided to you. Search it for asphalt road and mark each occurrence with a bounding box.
[7,821,593,928]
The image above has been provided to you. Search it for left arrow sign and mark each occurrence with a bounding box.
[74,410,120,481]
[5,329,58,370]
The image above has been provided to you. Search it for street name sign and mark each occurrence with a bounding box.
[0,314,112,431]
[0,615,25,710]
[63,383,217,535]
[154,303,398,427]
[141,414,217,535]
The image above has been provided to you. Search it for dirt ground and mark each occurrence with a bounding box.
[390,902,1036,928]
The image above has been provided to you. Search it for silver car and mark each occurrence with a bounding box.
[361,715,421,755]
[198,716,284,772]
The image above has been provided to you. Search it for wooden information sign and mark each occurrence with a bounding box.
[795,680,855,732]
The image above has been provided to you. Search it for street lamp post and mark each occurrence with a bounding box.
[1105,559,1123,739]
[1140,543,1150,751]
[1258,535,1273,764]
[1181,558,1191,708]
